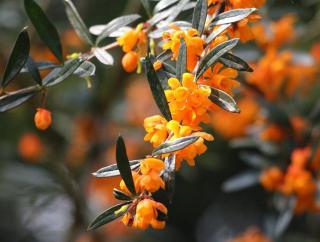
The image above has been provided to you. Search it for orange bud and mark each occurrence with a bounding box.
[122,51,138,72]
[153,60,163,71]
[18,133,43,162]
[34,108,52,130]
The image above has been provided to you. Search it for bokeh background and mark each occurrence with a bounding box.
[0,0,320,242]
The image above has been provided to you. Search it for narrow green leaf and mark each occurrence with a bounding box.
[206,23,231,44]
[176,38,187,81]
[208,86,240,113]
[116,136,136,195]
[93,48,114,65]
[113,188,132,201]
[24,0,63,62]
[273,198,295,237]
[210,8,256,26]
[0,86,41,112]
[154,0,179,13]
[145,56,172,121]
[152,136,199,156]
[74,61,96,78]
[196,38,239,80]
[165,0,189,24]
[21,61,57,73]
[2,28,30,87]
[92,160,141,178]
[64,0,93,45]
[140,0,152,17]
[95,14,141,45]
[192,0,208,34]
[87,201,131,230]
[219,53,253,72]
[222,170,260,192]
[43,58,85,87]
[26,57,42,85]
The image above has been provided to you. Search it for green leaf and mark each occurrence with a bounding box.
[140,0,152,17]
[87,201,131,230]
[219,53,253,72]
[74,61,96,78]
[205,23,231,45]
[162,155,176,203]
[154,0,179,13]
[64,0,93,46]
[116,136,136,195]
[2,28,30,88]
[26,57,42,85]
[43,58,85,87]
[273,197,295,237]
[21,61,57,72]
[113,188,132,201]
[93,48,114,65]
[208,86,240,113]
[196,38,239,80]
[92,160,141,178]
[164,0,189,24]
[95,14,141,45]
[222,170,260,192]
[0,86,41,112]
[210,8,256,26]
[24,0,63,62]
[152,136,199,156]
[192,0,208,34]
[176,38,187,81]
[145,56,172,121]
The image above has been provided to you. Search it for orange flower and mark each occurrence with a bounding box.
[199,63,239,95]
[165,73,212,128]
[18,133,43,162]
[143,115,169,147]
[117,24,146,53]
[34,108,52,130]
[166,120,214,168]
[120,171,142,194]
[153,60,163,71]
[260,166,284,192]
[260,124,287,143]
[162,28,204,72]
[122,199,167,229]
[122,51,138,72]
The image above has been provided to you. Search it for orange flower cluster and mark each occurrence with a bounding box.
[165,73,212,129]
[122,198,167,229]
[144,116,214,169]
[260,147,320,214]
[117,24,147,72]
[162,28,204,72]
[228,227,272,242]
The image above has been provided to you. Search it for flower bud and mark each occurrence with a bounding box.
[122,51,138,72]
[34,108,52,130]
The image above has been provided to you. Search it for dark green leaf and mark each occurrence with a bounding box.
[145,56,172,121]
[95,14,141,45]
[210,8,256,26]
[0,86,41,112]
[154,0,179,13]
[165,0,189,24]
[141,0,152,16]
[196,38,239,80]
[26,57,42,85]
[208,86,240,113]
[92,160,141,178]
[24,0,63,62]
[2,28,30,87]
[162,155,176,203]
[113,188,132,201]
[64,0,93,45]
[176,38,187,81]
[87,201,131,230]
[192,0,208,34]
[206,23,231,44]
[152,136,199,156]
[222,170,260,192]
[116,136,136,195]
[43,58,85,87]
[21,61,57,72]
[219,53,253,72]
